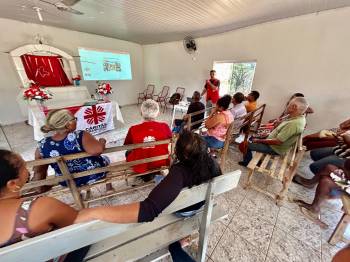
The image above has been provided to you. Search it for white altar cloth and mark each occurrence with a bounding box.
[28,101,124,141]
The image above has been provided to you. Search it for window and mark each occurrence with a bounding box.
[213,61,257,96]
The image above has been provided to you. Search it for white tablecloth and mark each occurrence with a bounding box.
[28,101,124,141]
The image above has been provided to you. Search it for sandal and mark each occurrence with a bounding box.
[299,206,328,229]
[292,199,310,206]
[292,176,315,189]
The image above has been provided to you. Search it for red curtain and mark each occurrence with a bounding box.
[21,54,72,86]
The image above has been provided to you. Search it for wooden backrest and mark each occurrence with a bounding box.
[185,107,213,131]
[160,86,169,97]
[23,139,175,209]
[146,84,155,96]
[0,170,241,262]
[175,87,185,99]
[249,104,266,131]
[219,122,235,170]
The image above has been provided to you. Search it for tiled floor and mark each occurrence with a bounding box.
[1,104,349,262]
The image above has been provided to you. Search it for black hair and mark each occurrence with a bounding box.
[175,131,222,187]
[192,91,201,101]
[233,92,245,103]
[249,91,260,101]
[217,94,232,110]
[0,149,20,189]
[210,70,216,74]
[292,93,304,98]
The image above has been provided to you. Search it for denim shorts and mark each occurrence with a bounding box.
[202,135,224,149]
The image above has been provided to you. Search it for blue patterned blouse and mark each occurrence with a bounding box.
[38,130,109,187]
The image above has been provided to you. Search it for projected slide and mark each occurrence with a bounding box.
[79,48,132,80]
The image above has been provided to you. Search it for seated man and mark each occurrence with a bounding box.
[124,99,172,178]
[294,159,350,228]
[173,91,205,133]
[239,97,308,166]
[245,90,260,113]
[293,132,350,187]
[230,92,247,127]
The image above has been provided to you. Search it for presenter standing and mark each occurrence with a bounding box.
[201,70,220,108]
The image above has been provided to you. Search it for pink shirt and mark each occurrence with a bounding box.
[208,110,234,141]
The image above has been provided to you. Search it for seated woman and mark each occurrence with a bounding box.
[293,159,350,229]
[33,109,109,189]
[172,91,205,133]
[303,118,350,151]
[0,149,88,261]
[202,95,234,149]
[230,92,247,128]
[124,99,172,181]
[75,131,222,262]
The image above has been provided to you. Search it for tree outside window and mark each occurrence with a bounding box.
[214,62,256,96]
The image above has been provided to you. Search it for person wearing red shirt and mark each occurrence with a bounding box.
[124,99,172,178]
[201,70,220,108]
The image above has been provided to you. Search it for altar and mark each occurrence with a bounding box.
[10,44,124,141]
[27,86,124,141]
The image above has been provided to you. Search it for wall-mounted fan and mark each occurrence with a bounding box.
[38,0,84,15]
[183,36,197,54]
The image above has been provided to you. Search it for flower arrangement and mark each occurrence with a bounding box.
[72,75,81,86]
[96,82,113,95]
[23,82,52,101]
[72,75,81,81]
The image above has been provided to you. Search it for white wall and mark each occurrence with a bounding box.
[0,18,144,125]
[143,7,350,132]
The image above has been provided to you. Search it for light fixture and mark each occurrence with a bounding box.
[33,7,43,22]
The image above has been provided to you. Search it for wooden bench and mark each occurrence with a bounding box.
[328,193,350,245]
[232,104,266,147]
[184,107,234,170]
[244,134,305,205]
[23,138,175,209]
[0,170,241,262]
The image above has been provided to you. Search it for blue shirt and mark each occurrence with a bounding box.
[38,130,109,186]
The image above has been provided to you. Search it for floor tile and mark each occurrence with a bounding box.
[214,194,240,225]
[206,221,227,257]
[276,206,322,252]
[2,122,34,147]
[239,190,280,225]
[267,228,321,262]
[320,240,346,262]
[229,208,275,254]
[211,228,265,262]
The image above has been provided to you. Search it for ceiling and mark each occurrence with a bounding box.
[1,0,350,44]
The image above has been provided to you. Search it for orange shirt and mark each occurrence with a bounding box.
[245,101,257,112]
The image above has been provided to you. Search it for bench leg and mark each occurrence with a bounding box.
[329,214,350,245]
[244,169,254,189]
[197,183,214,262]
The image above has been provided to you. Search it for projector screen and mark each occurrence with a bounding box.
[78,48,132,80]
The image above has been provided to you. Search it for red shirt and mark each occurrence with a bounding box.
[205,78,220,104]
[124,121,172,173]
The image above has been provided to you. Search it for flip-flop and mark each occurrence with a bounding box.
[299,206,328,229]
[292,199,310,206]
[292,176,315,189]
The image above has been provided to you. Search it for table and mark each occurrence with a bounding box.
[28,101,124,141]
[170,101,190,129]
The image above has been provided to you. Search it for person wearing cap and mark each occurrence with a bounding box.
[32,109,109,191]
